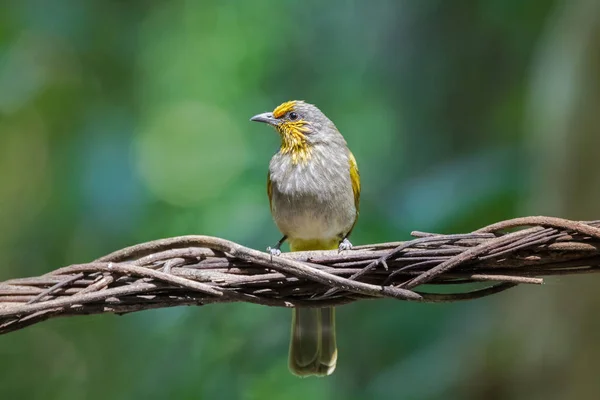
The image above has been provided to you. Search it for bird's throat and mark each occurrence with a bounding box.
[278,124,312,165]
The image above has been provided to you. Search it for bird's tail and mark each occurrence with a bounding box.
[289,307,337,377]
[288,239,339,377]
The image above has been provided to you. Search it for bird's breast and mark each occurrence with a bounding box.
[269,146,356,242]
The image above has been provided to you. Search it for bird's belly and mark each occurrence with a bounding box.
[271,193,355,244]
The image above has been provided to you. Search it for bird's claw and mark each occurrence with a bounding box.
[338,238,353,252]
[267,246,282,257]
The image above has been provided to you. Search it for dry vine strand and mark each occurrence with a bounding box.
[1,216,599,335]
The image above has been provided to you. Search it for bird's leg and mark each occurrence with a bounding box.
[267,235,287,257]
[338,237,353,252]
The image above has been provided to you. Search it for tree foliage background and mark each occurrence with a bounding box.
[1,1,600,399]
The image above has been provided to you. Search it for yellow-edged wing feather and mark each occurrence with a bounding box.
[349,150,360,213]
[347,150,360,236]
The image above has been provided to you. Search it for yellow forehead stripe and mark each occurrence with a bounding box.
[272,101,297,119]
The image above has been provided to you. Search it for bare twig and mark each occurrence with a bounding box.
[1,216,599,334]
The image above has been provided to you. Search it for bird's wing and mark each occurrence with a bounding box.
[267,170,273,211]
[343,150,360,239]
[349,150,360,213]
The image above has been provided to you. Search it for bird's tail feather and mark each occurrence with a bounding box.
[288,240,339,377]
[289,307,337,377]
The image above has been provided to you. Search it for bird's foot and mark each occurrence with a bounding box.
[338,238,353,252]
[266,246,282,257]
[266,236,286,259]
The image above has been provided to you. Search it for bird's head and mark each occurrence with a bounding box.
[250,100,344,164]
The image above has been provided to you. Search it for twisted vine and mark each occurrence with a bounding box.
[1,216,599,334]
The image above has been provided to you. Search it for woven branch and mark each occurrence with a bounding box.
[1,216,600,335]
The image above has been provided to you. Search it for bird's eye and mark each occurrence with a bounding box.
[289,112,298,121]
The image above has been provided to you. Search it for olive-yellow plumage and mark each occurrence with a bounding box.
[251,100,360,377]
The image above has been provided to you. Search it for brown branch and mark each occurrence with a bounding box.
[1,216,600,334]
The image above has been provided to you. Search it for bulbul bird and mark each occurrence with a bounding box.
[250,100,360,377]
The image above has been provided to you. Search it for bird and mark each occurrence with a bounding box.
[250,100,360,377]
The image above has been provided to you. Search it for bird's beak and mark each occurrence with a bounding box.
[250,112,278,126]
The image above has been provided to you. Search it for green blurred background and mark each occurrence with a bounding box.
[2,0,600,399]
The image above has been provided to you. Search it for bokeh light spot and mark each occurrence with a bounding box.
[135,102,247,207]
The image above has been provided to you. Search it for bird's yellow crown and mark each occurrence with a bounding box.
[273,100,297,119]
